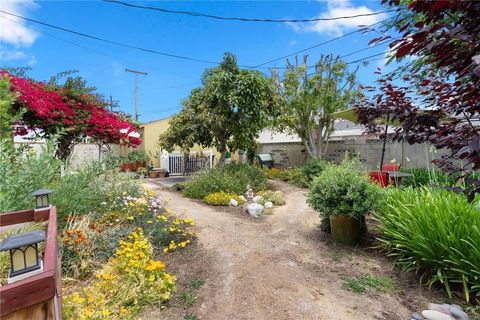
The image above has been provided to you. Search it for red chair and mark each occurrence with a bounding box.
[382,163,401,172]
[382,164,401,185]
[369,171,389,187]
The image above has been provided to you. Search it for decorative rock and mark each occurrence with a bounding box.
[239,195,247,202]
[449,306,469,320]
[422,310,455,320]
[411,312,423,320]
[264,201,273,209]
[253,195,263,203]
[428,303,452,316]
[246,203,264,218]
[229,199,238,207]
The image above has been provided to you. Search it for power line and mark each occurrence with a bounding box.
[103,0,396,24]
[0,10,221,66]
[251,16,394,68]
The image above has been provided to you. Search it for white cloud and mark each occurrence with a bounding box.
[0,46,36,66]
[293,0,388,36]
[0,0,38,47]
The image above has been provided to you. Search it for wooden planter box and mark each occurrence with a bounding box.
[0,207,61,319]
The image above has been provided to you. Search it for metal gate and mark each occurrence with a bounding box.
[167,151,213,176]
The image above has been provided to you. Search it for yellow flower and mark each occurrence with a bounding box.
[120,307,129,314]
[147,220,153,224]
[149,274,155,282]
[127,216,134,221]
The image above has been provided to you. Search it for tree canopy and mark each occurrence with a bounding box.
[355,0,479,178]
[272,55,359,159]
[159,52,276,166]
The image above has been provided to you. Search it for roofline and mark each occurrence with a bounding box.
[139,115,173,128]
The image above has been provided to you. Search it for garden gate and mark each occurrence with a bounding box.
[162,151,214,176]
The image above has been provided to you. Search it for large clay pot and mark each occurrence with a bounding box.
[157,170,166,178]
[329,215,361,245]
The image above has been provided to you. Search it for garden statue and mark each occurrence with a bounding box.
[245,185,254,200]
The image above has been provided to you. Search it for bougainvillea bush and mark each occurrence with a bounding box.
[1,71,141,159]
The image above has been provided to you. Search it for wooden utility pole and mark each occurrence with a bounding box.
[125,69,147,121]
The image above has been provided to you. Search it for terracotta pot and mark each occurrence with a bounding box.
[149,171,158,178]
[157,170,166,178]
[329,215,361,245]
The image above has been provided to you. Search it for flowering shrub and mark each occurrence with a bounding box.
[204,192,244,206]
[63,229,176,319]
[1,71,140,159]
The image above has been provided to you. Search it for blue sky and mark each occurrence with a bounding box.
[0,0,396,123]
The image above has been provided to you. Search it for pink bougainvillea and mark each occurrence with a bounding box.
[3,71,141,147]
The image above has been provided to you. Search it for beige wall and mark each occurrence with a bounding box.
[140,117,239,167]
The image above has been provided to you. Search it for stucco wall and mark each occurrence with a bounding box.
[259,136,450,170]
[141,117,238,167]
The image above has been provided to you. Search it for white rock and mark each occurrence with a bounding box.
[229,199,238,207]
[246,203,264,218]
[422,310,455,320]
[264,201,273,209]
[239,195,247,202]
[253,195,263,203]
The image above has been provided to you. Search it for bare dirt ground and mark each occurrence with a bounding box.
[142,180,449,320]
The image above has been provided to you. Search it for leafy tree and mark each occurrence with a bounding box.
[272,55,359,159]
[355,0,479,198]
[159,52,276,166]
[0,74,19,144]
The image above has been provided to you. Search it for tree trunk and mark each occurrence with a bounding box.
[217,132,227,168]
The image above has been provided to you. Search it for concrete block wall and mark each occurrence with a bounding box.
[259,136,450,170]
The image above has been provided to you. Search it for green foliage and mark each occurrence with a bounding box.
[204,192,244,206]
[401,167,462,188]
[180,279,206,308]
[0,144,60,212]
[300,157,327,184]
[257,190,286,205]
[126,150,150,163]
[375,187,480,302]
[266,167,309,187]
[307,159,382,218]
[182,163,267,200]
[272,55,359,158]
[159,53,276,165]
[0,74,19,142]
[342,274,395,294]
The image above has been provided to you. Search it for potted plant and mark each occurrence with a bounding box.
[307,158,382,245]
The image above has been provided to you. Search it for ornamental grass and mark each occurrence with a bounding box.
[374,187,480,303]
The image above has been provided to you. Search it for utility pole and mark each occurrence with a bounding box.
[125,68,147,121]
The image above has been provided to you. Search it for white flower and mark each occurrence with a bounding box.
[390,159,397,163]
[128,131,140,138]
[120,128,128,134]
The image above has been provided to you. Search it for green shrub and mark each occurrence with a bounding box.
[401,167,456,188]
[307,159,382,219]
[374,187,480,302]
[301,157,327,184]
[0,144,60,212]
[257,190,286,205]
[204,192,244,206]
[182,163,267,199]
[265,159,325,188]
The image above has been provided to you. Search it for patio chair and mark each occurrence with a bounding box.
[369,171,389,187]
[382,163,401,172]
[382,164,402,185]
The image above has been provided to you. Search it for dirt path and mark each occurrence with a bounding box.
[143,180,445,320]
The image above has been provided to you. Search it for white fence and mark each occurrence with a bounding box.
[160,151,214,176]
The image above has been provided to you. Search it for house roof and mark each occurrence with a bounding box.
[139,116,172,128]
